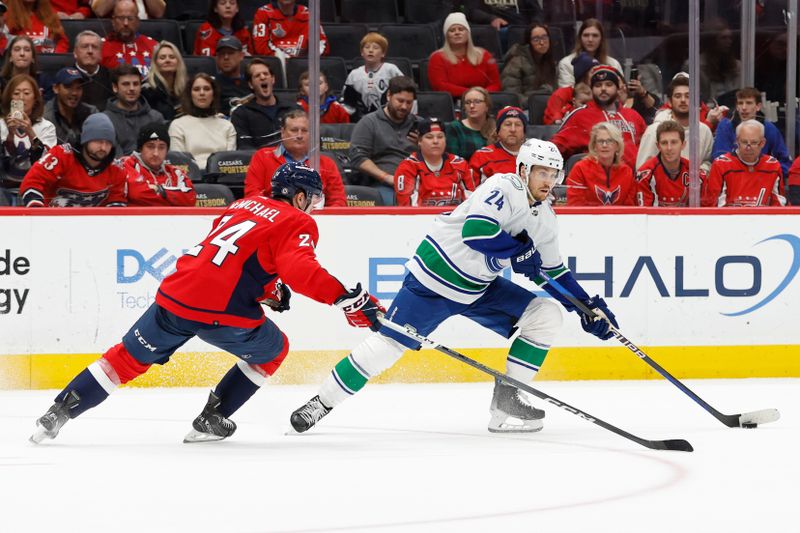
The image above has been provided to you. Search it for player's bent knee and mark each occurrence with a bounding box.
[253,332,289,377]
[516,299,563,342]
[101,343,151,384]
[351,333,406,377]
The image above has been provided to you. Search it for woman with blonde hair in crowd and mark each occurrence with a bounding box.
[143,40,188,122]
[566,121,636,206]
[557,18,621,88]
[427,12,501,99]
[5,0,68,53]
[445,86,496,161]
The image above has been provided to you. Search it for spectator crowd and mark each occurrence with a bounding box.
[0,0,798,209]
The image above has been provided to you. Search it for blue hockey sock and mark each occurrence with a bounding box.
[55,364,114,418]
[214,361,266,418]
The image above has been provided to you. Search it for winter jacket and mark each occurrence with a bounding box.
[102,97,166,156]
[230,97,298,150]
[142,79,182,122]
[501,43,555,107]
[43,99,98,147]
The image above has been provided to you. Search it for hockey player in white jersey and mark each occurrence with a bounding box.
[291,139,619,433]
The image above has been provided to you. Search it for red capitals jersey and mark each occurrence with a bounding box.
[252,2,328,57]
[123,155,197,207]
[468,143,516,184]
[550,100,646,170]
[193,23,252,56]
[703,152,786,207]
[10,16,68,53]
[636,155,707,207]
[20,144,127,207]
[565,156,637,206]
[156,197,346,328]
[101,33,158,77]
[394,152,474,207]
[243,147,346,207]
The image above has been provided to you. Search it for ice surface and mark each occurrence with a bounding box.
[1,379,797,533]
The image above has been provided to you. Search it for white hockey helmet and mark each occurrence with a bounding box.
[516,138,564,184]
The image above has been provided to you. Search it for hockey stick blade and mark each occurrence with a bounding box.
[378,318,693,453]
[540,273,781,429]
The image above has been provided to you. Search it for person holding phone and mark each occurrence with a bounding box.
[623,65,660,124]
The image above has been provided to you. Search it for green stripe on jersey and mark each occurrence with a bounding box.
[509,337,549,368]
[333,355,369,393]
[534,265,569,286]
[462,218,501,240]
[415,239,490,292]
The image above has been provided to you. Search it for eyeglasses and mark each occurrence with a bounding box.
[531,36,550,43]
[113,15,138,22]
[595,138,618,146]
[737,140,761,148]
[464,99,485,106]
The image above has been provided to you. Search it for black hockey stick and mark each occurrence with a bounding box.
[378,318,693,453]
[541,273,780,429]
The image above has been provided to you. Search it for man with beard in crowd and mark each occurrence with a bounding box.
[469,106,526,184]
[43,67,98,146]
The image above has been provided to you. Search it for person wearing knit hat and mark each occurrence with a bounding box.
[543,52,599,125]
[589,64,622,88]
[123,121,196,207]
[468,105,527,183]
[427,12,501,98]
[19,113,128,207]
[573,52,599,85]
[394,117,473,206]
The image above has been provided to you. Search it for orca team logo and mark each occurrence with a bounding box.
[721,234,800,317]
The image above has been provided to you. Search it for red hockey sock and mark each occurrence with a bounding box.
[102,343,151,384]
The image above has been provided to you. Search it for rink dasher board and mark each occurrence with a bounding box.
[1,207,799,389]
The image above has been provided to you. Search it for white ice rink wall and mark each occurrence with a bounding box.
[1,207,799,389]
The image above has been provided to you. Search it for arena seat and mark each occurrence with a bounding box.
[320,123,356,141]
[348,57,414,78]
[165,151,204,184]
[194,183,235,207]
[323,23,370,60]
[469,25,502,60]
[345,185,384,206]
[489,91,520,113]
[244,56,285,89]
[182,20,205,55]
[416,91,455,122]
[526,124,560,142]
[527,91,552,125]
[62,19,112,45]
[565,152,588,176]
[285,57,348,91]
[139,19,184,51]
[376,24,438,61]
[418,58,430,90]
[205,150,254,187]
[403,0,453,24]
[340,0,399,24]
[37,54,74,79]
[164,0,206,21]
[183,56,216,77]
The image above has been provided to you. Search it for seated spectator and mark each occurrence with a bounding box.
[91,0,165,18]
[142,40,187,122]
[428,12,501,99]
[252,0,328,58]
[566,122,636,206]
[636,75,712,172]
[168,73,236,170]
[446,87,495,161]
[44,67,97,146]
[52,0,91,19]
[469,105,525,183]
[342,32,405,122]
[19,113,126,207]
[6,0,68,53]
[103,64,165,155]
[296,71,349,124]
[551,65,645,171]
[230,58,296,150]
[711,87,792,178]
[501,23,557,107]
[544,52,596,125]
[349,75,418,206]
[683,18,740,102]
[73,30,114,111]
[465,0,543,30]
[101,0,158,77]
[0,35,38,95]
[214,36,248,116]
[0,74,57,197]
[395,118,473,207]
[703,120,786,207]
[244,108,345,206]
[636,120,706,207]
[124,121,196,206]
[194,0,251,56]
[787,156,800,206]
[622,65,661,125]
[557,19,622,88]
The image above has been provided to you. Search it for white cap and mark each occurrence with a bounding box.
[443,12,470,35]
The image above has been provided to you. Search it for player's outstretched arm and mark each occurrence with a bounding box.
[334,283,385,331]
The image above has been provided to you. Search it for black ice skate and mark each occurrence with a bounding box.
[290,395,331,433]
[183,391,237,443]
[30,391,80,444]
[488,378,545,433]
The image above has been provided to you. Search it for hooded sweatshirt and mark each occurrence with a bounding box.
[102,97,165,155]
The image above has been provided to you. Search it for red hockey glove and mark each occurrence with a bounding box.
[334,283,385,331]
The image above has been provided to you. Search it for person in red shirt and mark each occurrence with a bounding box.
[788,156,800,206]
[703,119,786,207]
[551,65,646,171]
[5,0,68,53]
[244,108,346,206]
[30,161,385,445]
[566,121,636,206]
[636,120,706,207]
[101,0,158,77]
[124,122,196,207]
[20,113,127,207]
[296,70,349,124]
[394,118,474,206]
[252,0,328,58]
[193,0,252,57]
[469,105,525,184]
[427,12,501,98]
[543,52,596,125]
[50,0,91,18]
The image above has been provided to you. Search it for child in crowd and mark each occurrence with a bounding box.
[342,32,404,121]
[193,0,251,56]
[297,70,350,124]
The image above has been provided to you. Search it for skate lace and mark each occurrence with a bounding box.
[297,400,327,424]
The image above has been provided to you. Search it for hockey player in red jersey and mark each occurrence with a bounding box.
[394,118,474,206]
[30,162,385,444]
[636,120,706,207]
[20,113,127,207]
[251,0,328,58]
[468,106,526,184]
[703,120,786,207]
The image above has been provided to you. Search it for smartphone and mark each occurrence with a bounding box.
[10,99,24,120]
[629,67,639,82]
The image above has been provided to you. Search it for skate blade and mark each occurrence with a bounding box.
[488,414,543,433]
[29,424,53,444]
[183,429,228,444]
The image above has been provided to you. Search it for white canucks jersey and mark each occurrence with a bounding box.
[406,173,563,304]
